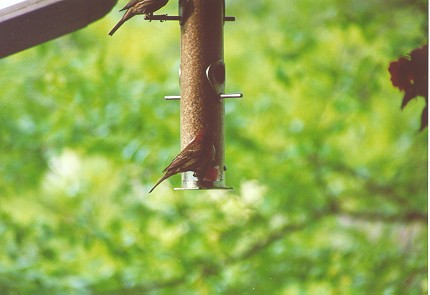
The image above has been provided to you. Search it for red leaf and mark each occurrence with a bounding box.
[388,58,412,91]
[410,45,428,98]
[389,45,428,131]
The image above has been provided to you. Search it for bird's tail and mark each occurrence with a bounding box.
[109,19,126,36]
[148,175,169,194]
[109,11,134,36]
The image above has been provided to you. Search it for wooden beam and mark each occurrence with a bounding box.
[0,0,117,58]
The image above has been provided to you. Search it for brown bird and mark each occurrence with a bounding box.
[109,0,169,36]
[149,130,215,194]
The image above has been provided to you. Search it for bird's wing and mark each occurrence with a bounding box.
[120,0,168,12]
[162,149,194,173]
[163,139,203,173]
[120,0,142,11]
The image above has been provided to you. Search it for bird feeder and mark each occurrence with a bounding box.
[127,0,242,192]
[176,0,234,190]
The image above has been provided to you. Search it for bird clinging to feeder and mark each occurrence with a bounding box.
[109,0,169,36]
[148,130,215,194]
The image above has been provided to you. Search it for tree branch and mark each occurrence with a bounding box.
[334,207,427,223]
[310,155,416,204]
[227,211,326,263]
[96,275,186,295]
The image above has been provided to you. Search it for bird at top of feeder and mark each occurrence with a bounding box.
[148,130,216,194]
[109,0,169,36]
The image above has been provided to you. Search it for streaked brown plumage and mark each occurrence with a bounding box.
[109,0,169,36]
[148,130,215,194]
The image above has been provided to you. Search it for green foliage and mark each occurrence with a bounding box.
[0,0,427,294]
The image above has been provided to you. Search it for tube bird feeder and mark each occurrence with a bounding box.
[139,0,241,192]
[176,0,231,190]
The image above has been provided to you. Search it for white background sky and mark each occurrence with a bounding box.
[0,0,27,10]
